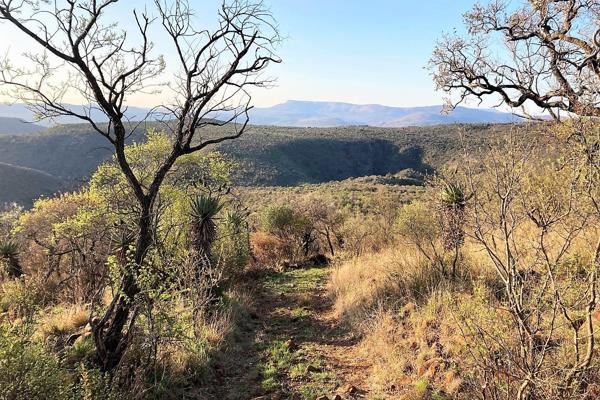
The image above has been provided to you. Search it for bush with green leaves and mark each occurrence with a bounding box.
[0,322,129,400]
[260,204,314,260]
[216,209,251,279]
[0,324,68,400]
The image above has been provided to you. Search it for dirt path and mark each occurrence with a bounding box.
[203,266,371,400]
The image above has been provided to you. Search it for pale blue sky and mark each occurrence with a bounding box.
[0,1,479,108]
[265,1,476,107]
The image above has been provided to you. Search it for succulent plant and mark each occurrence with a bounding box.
[440,182,466,207]
[0,241,23,278]
[190,195,223,258]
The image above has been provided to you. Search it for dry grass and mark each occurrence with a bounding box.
[329,245,482,325]
[359,298,466,399]
[328,242,500,398]
[329,229,600,399]
[36,304,89,340]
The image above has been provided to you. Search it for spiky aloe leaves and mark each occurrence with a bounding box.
[0,241,23,278]
[189,195,223,258]
[439,182,467,252]
[440,182,467,208]
[190,195,224,222]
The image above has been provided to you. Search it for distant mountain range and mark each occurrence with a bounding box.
[0,100,520,129]
[0,103,153,129]
[248,100,521,127]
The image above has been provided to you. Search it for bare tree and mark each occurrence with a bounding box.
[456,132,598,400]
[430,0,600,119]
[0,0,280,370]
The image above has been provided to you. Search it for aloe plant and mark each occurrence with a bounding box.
[190,195,224,259]
[0,241,23,278]
[112,229,136,266]
[440,182,466,207]
[439,181,468,276]
[225,210,244,234]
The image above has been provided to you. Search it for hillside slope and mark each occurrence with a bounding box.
[219,123,512,185]
[0,122,513,204]
[0,117,45,135]
[0,162,63,205]
[0,124,145,179]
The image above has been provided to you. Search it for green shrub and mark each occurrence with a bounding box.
[0,279,45,318]
[0,324,69,400]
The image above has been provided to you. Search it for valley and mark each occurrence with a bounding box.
[0,120,512,205]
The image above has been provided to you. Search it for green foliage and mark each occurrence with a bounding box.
[0,240,19,257]
[0,322,127,400]
[16,190,112,302]
[0,203,23,239]
[263,268,329,294]
[260,340,296,391]
[73,365,126,400]
[0,324,69,400]
[395,201,440,250]
[189,195,224,258]
[440,182,466,206]
[0,279,45,318]
[217,210,251,277]
[190,195,224,222]
[89,131,233,259]
[0,240,22,278]
[261,204,309,238]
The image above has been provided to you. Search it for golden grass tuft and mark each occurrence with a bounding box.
[329,245,482,325]
[328,241,490,398]
[37,304,89,340]
[357,294,467,398]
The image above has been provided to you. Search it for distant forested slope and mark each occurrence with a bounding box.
[0,117,44,135]
[0,122,513,204]
[0,162,63,205]
[218,124,512,185]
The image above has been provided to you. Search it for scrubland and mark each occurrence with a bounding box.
[0,122,599,400]
[328,123,600,399]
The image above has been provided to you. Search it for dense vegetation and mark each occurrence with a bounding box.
[2,121,599,399]
[0,122,511,204]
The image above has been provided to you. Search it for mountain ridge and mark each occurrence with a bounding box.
[0,100,520,128]
[248,100,520,127]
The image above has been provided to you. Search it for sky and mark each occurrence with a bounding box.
[264,0,476,107]
[0,0,480,108]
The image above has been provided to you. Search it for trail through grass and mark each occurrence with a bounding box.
[201,266,370,399]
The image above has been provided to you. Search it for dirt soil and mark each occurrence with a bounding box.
[201,266,371,400]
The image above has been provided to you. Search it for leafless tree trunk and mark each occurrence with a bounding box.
[0,0,280,370]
